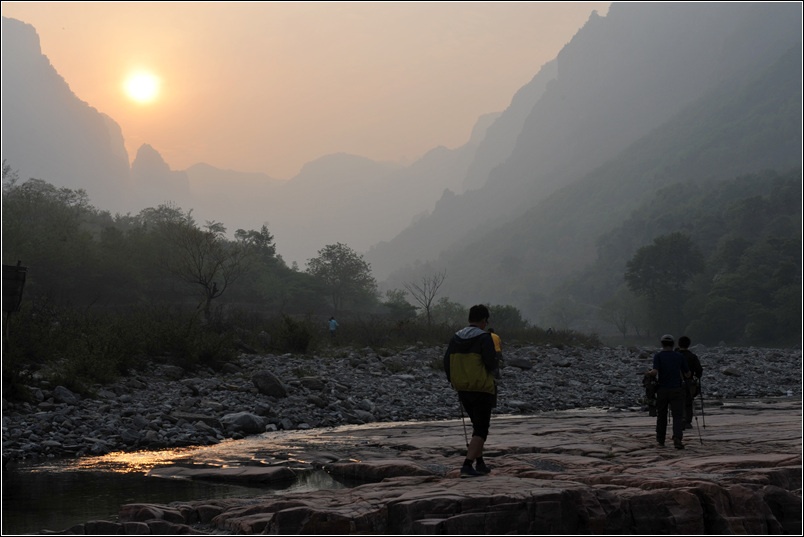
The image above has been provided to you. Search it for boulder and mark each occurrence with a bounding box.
[252,370,287,397]
[220,412,266,434]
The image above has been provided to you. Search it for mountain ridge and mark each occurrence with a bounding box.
[410,40,802,321]
[1,16,132,213]
[2,5,801,325]
[367,3,802,289]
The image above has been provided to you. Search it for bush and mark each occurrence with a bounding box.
[3,299,149,397]
[272,315,315,354]
[500,326,603,348]
[2,301,242,400]
[148,308,238,370]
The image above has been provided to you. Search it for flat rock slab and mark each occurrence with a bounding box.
[74,399,801,534]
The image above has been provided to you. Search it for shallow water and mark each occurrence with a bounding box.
[2,434,350,535]
[0,415,571,534]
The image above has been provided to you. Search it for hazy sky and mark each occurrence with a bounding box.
[3,1,610,180]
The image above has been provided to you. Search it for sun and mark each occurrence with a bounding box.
[123,71,161,104]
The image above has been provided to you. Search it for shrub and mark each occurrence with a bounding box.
[4,299,148,397]
[272,315,315,354]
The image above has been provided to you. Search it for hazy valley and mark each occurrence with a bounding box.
[2,2,801,344]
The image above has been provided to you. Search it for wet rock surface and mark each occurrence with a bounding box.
[54,399,802,535]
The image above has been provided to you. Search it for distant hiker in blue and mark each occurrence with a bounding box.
[328,316,339,339]
[646,334,690,449]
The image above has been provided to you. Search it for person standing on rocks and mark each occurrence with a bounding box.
[444,304,498,477]
[676,335,703,430]
[328,316,339,340]
[646,334,690,449]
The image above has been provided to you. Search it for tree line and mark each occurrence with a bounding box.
[4,162,583,399]
[585,169,801,347]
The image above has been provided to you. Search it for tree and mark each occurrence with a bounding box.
[598,288,640,340]
[430,297,467,327]
[160,217,253,320]
[382,289,418,321]
[234,225,277,262]
[625,232,705,335]
[305,242,377,312]
[2,173,97,301]
[540,296,585,330]
[403,270,446,326]
[489,304,529,331]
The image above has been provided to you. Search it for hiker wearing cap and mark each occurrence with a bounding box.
[646,334,691,449]
[444,304,498,478]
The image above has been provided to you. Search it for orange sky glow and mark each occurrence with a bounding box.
[3,1,611,180]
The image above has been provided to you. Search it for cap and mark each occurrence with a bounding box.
[660,334,674,344]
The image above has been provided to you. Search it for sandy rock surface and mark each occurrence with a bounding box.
[61,397,801,535]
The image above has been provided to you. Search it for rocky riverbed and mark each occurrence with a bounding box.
[2,342,801,465]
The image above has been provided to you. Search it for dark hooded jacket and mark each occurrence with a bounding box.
[443,326,497,394]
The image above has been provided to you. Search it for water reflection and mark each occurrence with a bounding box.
[2,468,269,535]
[25,446,204,474]
[3,420,442,535]
[2,436,348,536]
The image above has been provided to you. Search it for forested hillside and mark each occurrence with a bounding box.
[579,169,801,347]
[399,40,802,344]
[366,3,802,285]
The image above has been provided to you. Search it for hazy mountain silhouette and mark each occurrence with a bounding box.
[1,16,132,213]
[182,162,282,235]
[367,2,802,310]
[130,144,191,210]
[1,13,477,266]
[415,41,802,321]
[2,3,800,324]
[461,59,556,192]
[264,142,474,266]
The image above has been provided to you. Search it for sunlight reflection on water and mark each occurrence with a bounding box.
[23,419,433,475]
[3,430,354,535]
[2,417,517,534]
[5,423,417,534]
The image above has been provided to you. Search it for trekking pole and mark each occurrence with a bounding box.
[458,395,469,449]
[693,403,703,445]
[698,377,706,429]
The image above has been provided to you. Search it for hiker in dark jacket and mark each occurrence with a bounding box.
[646,334,690,449]
[676,335,703,429]
[444,304,498,478]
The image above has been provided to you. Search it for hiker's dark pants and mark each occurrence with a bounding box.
[459,391,494,440]
[656,387,685,443]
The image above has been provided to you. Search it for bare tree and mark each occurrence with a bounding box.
[162,219,253,320]
[404,270,447,326]
[598,290,634,340]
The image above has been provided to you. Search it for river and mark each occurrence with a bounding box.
[2,432,350,535]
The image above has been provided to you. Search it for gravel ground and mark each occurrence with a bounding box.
[2,342,801,464]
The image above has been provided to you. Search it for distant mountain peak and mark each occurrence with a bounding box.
[2,15,132,212]
[132,144,171,174]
